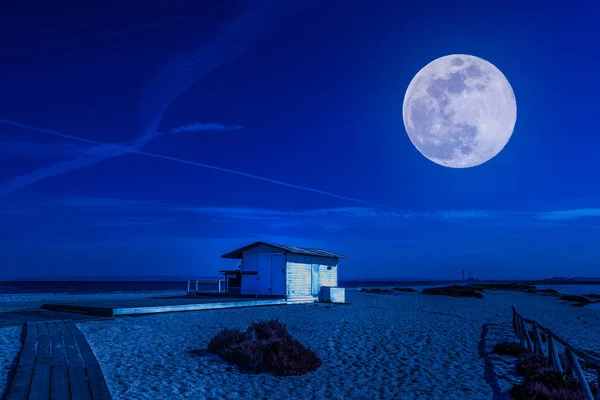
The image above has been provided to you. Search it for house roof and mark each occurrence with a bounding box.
[221,241,348,260]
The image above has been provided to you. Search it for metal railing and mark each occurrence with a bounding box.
[186,279,226,294]
[512,305,600,399]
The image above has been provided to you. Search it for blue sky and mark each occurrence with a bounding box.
[1,0,599,280]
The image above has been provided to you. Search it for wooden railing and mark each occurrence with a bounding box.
[187,279,226,294]
[512,305,600,399]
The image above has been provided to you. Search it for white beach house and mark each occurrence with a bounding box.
[220,241,347,303]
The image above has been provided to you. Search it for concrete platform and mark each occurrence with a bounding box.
[41,295,289,317]
[0,309,111,327]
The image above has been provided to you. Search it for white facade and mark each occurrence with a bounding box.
[319,287,346,303]
[237,244,340,300]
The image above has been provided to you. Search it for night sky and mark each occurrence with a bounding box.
[1,0,599,280]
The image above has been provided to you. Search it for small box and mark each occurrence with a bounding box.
[319,286,345,303]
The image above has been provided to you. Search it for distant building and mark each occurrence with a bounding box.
[220,241,347,302]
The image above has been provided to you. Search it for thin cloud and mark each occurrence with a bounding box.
[36,197,600,224]
[4,197,599,245]
[436,210,494,219]
[536,209,600,220]
[170,123,242,134]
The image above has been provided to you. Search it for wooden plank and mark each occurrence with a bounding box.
[571,353,594,400]
[47,322,70,400]
[28,323,51,400]
[57,321,92,400]
[6,323,38,400]
[84,366,112,400]
[64,321,112,400]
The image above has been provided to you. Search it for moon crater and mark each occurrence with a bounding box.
[402,54,517,168]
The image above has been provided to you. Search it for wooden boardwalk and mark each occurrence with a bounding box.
[6,320,112,400]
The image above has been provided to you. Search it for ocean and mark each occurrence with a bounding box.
[3,280,599,296]
[0,281,188,294]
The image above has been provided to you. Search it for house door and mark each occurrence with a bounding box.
[311,264,320,296]
[270,254,286,295]
[256,254,272,295]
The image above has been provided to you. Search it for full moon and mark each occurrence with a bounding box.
[402,54,517,168]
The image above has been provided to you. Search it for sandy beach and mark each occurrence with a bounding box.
[0,325,21,398]
[0,289,598,399]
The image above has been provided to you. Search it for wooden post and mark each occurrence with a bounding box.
[534,326,546,358]
[547,335,554,365]
[548,336,563,373]
[518,316,525,347]
[565,348,574,377]
[571,353,594,400]
[512,307,517,335]
[187,280,190,293]
[522,319,533,351]
[596,369,600,400]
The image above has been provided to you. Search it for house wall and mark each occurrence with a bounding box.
[286,262,312,298]
[241,274,258,295]
[286,254,339,299]
[241,252,259,295]
[240,245,286,296]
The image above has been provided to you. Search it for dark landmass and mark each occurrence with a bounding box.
[359,288,395,294]
[422,285,484,299]
[392,287,418,292]
[542,276,600,282]
[342,278,600,287]
[468,283,536,292]
[536,289,560,295]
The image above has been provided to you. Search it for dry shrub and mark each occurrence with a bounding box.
[510,354,591,399]
[493,341,529,357]
[207,319,321,376]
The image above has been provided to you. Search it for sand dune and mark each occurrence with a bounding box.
[1,289,598,399]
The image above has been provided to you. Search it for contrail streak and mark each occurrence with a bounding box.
[0,119,521,240]
[0,0,315,198]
